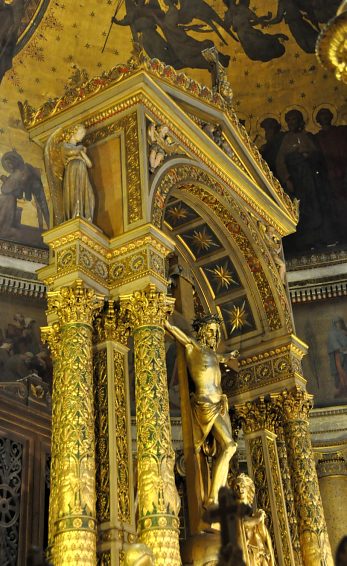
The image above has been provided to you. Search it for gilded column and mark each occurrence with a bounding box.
[43,280,103,566]
[236,397,295,566]
[276,424,303,566]
[94,301,136,565]
[120,285,181,566]
[279,388,334,566]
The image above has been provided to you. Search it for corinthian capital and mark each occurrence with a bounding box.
[276,387,313,422]
[120,284,175,329]
[47,279,104,326]
[235,396,279,434]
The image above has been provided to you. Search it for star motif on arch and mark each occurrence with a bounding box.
[206,263,237,292]
[225,300,252,333]
[188,227,219,252]
[167,203,190,222]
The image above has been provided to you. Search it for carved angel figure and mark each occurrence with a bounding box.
[233,474,275,566]
[147,122,179,173]
[44,124,95,225]
[258,222,286,284]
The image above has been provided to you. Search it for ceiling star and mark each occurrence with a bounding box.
[225,301,251,333]
[206,263,237,291]
[167,204,189,223]
[188,227,218,253]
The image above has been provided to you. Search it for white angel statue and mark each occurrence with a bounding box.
[44,124,95,225]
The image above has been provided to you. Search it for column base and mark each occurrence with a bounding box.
[140,515,181,565]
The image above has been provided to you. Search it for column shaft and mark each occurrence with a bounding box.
[276,426,303,566]
[94,303,136,564]
[279,388,334,566]
[43,281,103,565]
[121,286,181,565]
[237,398,295,566]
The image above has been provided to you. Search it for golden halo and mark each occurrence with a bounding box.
[312,103,338,126]
[280,105,309,129]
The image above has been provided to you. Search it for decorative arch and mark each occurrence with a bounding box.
[150,161,293,344]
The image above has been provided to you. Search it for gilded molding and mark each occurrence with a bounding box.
[0,239,49,263]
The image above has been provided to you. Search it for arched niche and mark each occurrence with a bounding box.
[149,158,293,353]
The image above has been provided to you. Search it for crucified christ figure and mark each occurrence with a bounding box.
[165,314,238,505]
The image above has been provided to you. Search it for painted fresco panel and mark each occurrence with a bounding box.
[293,298,347,407]
[0,294,51,385]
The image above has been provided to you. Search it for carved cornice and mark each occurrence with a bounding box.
[0,373,51,411]
[223,341,305,396]
[316,455,347,478]
[0,273,46,299]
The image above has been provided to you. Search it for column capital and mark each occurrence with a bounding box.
[275,387,313,423]
[93,300,129,345]
[235,395,279,434]
[47,280,104,326]
[120,284,175,329]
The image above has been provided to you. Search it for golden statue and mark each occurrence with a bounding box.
[44,123,95,225]
[232,474,275,566]
[124,543,154,566]
[165,314,238,505]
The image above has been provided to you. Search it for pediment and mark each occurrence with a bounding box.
[22,55,298,235]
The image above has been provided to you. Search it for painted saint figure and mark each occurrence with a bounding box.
[328,317,347,398]
[61,124,95,222]
[233,473,275,566]
[0,149,49,237]
[165,314,238,505]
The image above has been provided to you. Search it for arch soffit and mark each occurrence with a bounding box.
[150,161,293,338]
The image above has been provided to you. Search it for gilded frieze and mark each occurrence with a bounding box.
[223,343,304,396]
